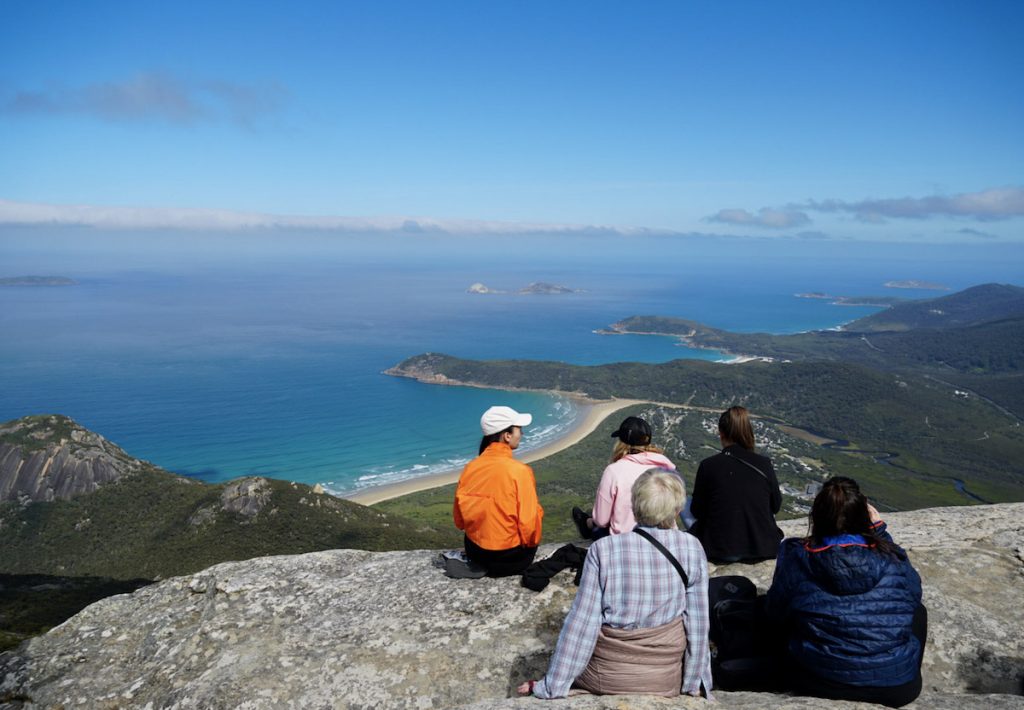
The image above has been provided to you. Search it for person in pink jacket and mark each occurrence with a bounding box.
[572,416,678,538]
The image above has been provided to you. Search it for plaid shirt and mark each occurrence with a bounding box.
[533,526,713,698]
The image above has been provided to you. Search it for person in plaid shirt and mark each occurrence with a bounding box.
[519,469,713,699]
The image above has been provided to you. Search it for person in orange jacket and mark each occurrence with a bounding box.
[453,406,544,576]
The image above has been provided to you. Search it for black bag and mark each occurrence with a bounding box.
[707,575,781,690]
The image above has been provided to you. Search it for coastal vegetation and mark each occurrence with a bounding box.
[0,467,455,581]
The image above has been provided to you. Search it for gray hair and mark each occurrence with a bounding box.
[631,468,687,529]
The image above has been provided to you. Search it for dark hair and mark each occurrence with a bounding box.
[808,477,900,557]
[479,426,516,455]
[718,406,755,450]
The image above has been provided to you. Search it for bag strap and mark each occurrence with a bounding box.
[723,450,768,481]
[634,527,689,588]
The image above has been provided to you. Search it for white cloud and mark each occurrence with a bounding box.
[707,207,811,229]
[799,187,1024,222]
[0,199,667,237]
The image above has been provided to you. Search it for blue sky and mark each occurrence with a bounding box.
[1,1,1023,242]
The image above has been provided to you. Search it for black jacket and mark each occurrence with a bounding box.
[688,445,783,561]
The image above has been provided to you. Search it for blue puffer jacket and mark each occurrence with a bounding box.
[764,522,922,687]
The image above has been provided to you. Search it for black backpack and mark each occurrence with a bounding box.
[707,575,782,690]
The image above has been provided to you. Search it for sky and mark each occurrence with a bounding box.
[1,1,1023,243]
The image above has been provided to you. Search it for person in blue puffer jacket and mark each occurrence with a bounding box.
[764,476,926,708]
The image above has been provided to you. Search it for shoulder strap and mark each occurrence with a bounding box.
[723,450,768,480]
[633,527,689,588]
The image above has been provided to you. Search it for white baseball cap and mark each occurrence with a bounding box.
[480,406,532,435]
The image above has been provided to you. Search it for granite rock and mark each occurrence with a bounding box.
[219,477,272,517]
[2,503,1022,709]
[0,415,147,503]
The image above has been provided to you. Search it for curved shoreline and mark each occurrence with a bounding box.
[344,396,644,505]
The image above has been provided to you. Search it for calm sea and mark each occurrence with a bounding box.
[1,230,1019,495]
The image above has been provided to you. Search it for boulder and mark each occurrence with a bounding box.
[219,477,272,517]
[2,503,1022,708]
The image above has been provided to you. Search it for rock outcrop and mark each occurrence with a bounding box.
[218,477,272,517]
[0,415,147,503]
[2,503,1022,709]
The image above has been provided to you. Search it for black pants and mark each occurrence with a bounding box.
[589,525,611,541]
[791,604,928,708]
[464,536,537,577]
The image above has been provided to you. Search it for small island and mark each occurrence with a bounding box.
[794,291,906,308]
[0,276,77,287]
[884,280,949,291]
[517,281,580,295]
[467,281,581,295]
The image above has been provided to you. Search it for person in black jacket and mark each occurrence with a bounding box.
[688,406,782,563]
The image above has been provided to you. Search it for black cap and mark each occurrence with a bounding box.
[610,416,651,446]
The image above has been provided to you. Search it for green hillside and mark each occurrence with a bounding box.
[849,283,1024,331]
[0,466,457,581]
[612,296,1024,375]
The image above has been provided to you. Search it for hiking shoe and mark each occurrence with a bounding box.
[571,506,591,540]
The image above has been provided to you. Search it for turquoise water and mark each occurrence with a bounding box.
[1,230,1019,495]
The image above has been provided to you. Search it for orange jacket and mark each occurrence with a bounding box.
[453,442,543,550]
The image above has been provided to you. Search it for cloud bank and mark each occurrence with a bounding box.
[798,187,1024,222]
[0,199,663,237]
[707,207,811,229]
[2,72,286,126]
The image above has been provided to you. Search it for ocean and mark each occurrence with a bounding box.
[1,229,1020,495]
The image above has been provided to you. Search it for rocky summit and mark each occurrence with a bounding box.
[0,415,147,504]
[2,503,1022,709]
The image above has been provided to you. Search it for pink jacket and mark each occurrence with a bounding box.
[591,451,677,534]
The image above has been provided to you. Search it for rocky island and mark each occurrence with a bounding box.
[467,281,581,295]
[885,280,950,290]
[516,281,580,294]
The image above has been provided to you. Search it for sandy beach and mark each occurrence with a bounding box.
[345,397,644,505]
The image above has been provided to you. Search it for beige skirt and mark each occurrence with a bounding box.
[573,617,686,697]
